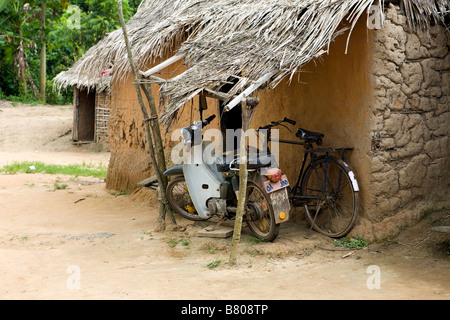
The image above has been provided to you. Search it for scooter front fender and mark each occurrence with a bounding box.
[163,166,184,177]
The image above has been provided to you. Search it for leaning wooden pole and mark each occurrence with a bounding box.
[229,99,251,266]
[117,0,175,230]
[140,82,168,188]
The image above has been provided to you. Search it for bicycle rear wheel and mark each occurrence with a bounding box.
[301,156,358,238]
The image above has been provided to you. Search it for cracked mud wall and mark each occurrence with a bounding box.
[358,4,450,239]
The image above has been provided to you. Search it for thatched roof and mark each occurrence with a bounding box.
[53,0,449,125]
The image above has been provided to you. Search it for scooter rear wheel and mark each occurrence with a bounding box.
[166,176,207,221]
[245,181,279,242]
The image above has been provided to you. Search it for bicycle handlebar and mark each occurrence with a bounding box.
[257,117,296,131]
[283,117,296,125]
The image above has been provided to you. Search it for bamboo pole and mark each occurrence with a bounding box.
[117,0,175,230]
[229,99,256,265]
[139,54,185,78]
[139,82,169,189]
[139,81,175,225]
[224,70,276,112]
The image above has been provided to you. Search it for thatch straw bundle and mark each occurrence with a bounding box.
[53,0,448,126]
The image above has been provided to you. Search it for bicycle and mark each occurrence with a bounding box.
[256,117,360,238]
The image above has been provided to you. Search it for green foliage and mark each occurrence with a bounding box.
[53,182,68,190]
[206,259,222,269]
[0,161,107,178]
[249,236,267,244]
[334,237,368,249]
[0,0,140,104]
[168,238,190,247]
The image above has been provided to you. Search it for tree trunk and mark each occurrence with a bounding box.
[39,0,46,103]
[16,27,27,95]
[15,18,37,99]
[117,0,175,231]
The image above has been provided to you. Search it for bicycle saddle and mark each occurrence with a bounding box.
[296,128,324,141]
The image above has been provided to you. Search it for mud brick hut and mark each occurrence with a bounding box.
[54,0,449,240]
[55,66,112,146]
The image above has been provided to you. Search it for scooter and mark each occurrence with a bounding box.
[163,114,290,242]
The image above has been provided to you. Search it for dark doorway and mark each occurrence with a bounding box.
[73,87,95,142]
[219,77,242,152]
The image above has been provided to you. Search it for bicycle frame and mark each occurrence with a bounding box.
[258,128,353,206]
[255,118,360,238]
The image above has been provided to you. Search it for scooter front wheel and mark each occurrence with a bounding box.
[166,176,208,221]
[245,181,279,242]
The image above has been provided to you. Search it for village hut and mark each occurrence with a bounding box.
[54,0,449,240]
[54,60,112,145]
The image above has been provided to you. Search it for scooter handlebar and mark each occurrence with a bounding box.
[202,114,216,127]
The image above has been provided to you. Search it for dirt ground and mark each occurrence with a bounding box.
[0,100,449,300]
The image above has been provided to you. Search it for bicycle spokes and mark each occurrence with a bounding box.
[302,157,358,238]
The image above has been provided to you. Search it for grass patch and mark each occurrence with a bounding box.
[168,238,190,247]
[206,259,222,269]
[53,183,68,190]
[334,237,368,250]
[109,190,127,196]
[0,161,107,178]
[249,236,268,244]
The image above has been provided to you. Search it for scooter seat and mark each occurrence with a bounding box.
[216,154,273,172]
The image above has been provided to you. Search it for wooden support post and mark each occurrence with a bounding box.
[229,99,257,265]
[118,0,175,230]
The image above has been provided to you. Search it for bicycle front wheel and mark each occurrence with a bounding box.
[301,156,359,238]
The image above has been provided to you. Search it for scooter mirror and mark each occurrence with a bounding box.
[181,127,192,148]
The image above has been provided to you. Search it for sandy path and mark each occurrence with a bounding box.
[0,101,109,167]
[0,100,449,301]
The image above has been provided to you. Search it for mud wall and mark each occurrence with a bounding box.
[106,74,150,192]
[358,5,450,239]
